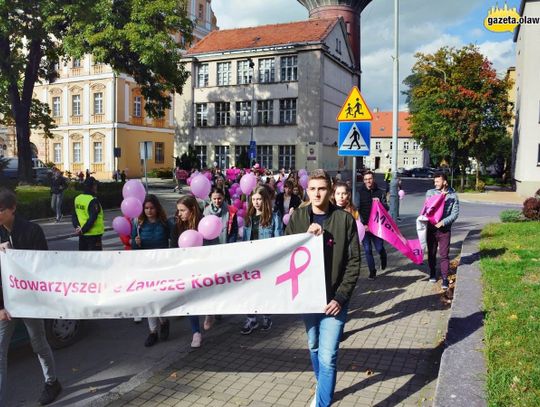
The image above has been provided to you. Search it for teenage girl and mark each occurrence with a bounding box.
[169,195,205,348]
[332,181,359,220]
[131,194,170,347]
[241,185,283,334]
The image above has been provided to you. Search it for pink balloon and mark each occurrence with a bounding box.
[204,171,213,180]
[112,216,131,236]
[233,199,243,209]
[356,219,366,242]
[231,183,240,191]
[190,174,211,199]
[178,230,204,248]
[186,176,192,186]
[198,215,222,240]
[122,179,146,203]
[237,208,246,218]
[242,201,247,209]
[240,173,257,195]
[232,193,240,200]
[398,190,405,200]
[121,197,143,219]
[299,175,309,189]
[237,217,244,228]
[283,213,290,225]
[298,169,308,177]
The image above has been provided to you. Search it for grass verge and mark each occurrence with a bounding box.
[481,222,540,406]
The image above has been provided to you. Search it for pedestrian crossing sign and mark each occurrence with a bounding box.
[338,122,371,156]
[336,86,373,121]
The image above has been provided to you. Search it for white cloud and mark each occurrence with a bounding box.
[477,39,515,74]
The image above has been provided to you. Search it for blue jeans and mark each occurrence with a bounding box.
[0,318,57,405]
[189,316,200,333]
[303,305,348,407]
[50,192,63,221]
[362,232,387,273]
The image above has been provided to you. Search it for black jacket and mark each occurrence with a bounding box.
[50,175,68,195]
[0,215,48,307]
[357,183,388,225]
[274,192,301,218]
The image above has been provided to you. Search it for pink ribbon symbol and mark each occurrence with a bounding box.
[275,246,311,300]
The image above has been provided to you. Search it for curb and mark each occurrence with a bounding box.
[46,227,114,242]
[459,198,521,207]
[433,229,487,407]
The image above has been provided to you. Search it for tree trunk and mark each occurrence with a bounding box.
[459,165,465,192]
[16,118,33,184]
[475,160,480,191]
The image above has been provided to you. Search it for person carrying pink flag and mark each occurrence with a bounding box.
[423,172,460,289]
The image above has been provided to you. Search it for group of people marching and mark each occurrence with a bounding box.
[0,167,459,406]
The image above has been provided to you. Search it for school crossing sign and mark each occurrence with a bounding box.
[338,122,371,157]
[336,86,372,157]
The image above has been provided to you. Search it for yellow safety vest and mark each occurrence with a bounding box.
[74,194,104,236]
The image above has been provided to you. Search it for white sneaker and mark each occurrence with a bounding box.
[204,315,215,330]
[309,386,317,407]
[191,332,202,348]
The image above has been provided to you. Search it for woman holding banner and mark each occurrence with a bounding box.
[241,185,283,334]
[131,195,171,347]
[169,196,205,348]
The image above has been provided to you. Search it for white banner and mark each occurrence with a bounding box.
[0,234,326,319]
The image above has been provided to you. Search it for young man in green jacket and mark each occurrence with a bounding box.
[285,169,360,407]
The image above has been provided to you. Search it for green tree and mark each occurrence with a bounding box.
[0,0,192,183]
[403,45,512,191]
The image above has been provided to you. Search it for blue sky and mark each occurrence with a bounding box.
[212,0,521,110]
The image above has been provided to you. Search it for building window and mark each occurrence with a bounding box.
[71,94,81,116]
[195,103,208,127]
[237,60,252,85]
[537,144,540,166]
[93,92,103,115]
[217,62,232,86]
[375,141,381,151]
[215,102,230,126]
[73,142,81,163]
[52,97,61,117]
[134,96,142,117]
[215,145,230,169]
[198,3,204,19]
[93,142,103,163]
[403,141,409,151]
[235,145,248,166]
[389,141,393,149]
[403,156,409,166]
[197,64,209,87]
[72,58,81,68]
[53,143,62,163]
[259,58,275,83]
[279,99,296,124]
[257,145,273,169]
[155,142,164,164]
[280,56,297,81]
[195,145,207,168]
[278,145,295,170]
[412,141,419,150]
[257,100,273,126]
[389,157,392,165]
[236,101,251,126]
[336,39,342,54]
[412,157,418,166]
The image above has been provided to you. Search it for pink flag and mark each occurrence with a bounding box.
[367,200,423,264]
[420,193,446,225]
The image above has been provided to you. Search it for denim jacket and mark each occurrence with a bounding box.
[243,211,283,241]
[425,187,459,228]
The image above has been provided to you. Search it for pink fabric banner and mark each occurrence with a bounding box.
[367,200,423,264]
[420,193,446,225]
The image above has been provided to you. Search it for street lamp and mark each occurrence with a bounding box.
[247,58,256,166]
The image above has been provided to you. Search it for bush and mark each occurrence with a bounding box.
[476,180,486,192]
[522,197,540,221]
[16,182,123,220]
[147,168,172,178]
[499,209,524,223]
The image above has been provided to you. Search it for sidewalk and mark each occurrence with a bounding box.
[459,190,524,206]
[97,223,452,407]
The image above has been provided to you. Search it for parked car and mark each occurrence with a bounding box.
[410,167,434,178]
[0,157,51,184]
[11,319,84,350]
[397,167,412,177]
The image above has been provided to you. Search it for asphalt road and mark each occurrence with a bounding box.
[5,178,514,406]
